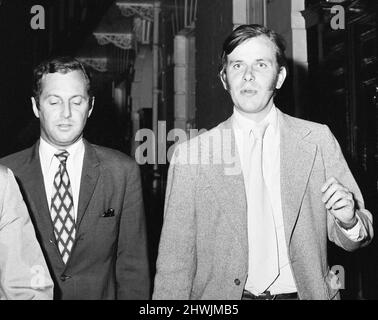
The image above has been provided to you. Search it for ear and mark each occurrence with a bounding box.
[219,70,228,91]
[275,67,287,89]
[31,97,40,119]
[88,97,95,118]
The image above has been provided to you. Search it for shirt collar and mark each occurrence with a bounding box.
[39,137,84,169]
[232,105,279,135]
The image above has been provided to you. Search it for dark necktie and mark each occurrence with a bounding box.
[51,151,76,264]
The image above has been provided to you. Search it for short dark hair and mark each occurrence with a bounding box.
[220,24,287,73]
[32,56,93,104]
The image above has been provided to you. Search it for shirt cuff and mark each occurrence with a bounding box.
[337,215,364,242]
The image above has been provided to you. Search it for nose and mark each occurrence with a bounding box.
[243,66,255,82]
[62,102,72,118]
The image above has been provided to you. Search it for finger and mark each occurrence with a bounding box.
[321,177,338,193]
[344,192,354,201]
[322,182,345,204]
[324,189,350,210]
[330,198,354,211]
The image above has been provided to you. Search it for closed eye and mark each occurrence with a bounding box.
[71,99,83,106]
[48,99,61,105]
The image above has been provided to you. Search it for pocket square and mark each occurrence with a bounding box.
[102,208,115,217]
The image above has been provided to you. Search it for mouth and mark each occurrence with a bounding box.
[241,89,258,96]
[57,124,73,130]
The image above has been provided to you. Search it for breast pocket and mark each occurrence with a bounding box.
[94,209,120,240]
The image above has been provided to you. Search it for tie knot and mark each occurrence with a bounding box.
[250,122,269,141]
[55,150,69,163]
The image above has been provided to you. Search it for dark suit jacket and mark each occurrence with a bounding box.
[0,139,150,300]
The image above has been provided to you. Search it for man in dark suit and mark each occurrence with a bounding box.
[1,57,150,300]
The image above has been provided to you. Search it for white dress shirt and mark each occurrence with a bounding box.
[39,137,85,221]
[232,105,363,295]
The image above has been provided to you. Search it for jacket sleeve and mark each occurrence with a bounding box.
[153,143,198,300]
[116,161,150,299]
[0,167,54,300]
[322,125,374,251]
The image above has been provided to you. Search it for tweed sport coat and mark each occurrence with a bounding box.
[0,140,150,299]
[153,109,373,300]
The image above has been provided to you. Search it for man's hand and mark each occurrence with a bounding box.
[321,177,357,228]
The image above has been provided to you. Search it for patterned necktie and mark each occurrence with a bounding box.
[245,123,279,293]
[51,150,76,264]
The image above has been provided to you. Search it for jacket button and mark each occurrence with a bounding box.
[234,279,241,286]
[60,274,71,282]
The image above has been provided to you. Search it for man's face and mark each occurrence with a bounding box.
[32,70,94,149]
[220,35,286,122]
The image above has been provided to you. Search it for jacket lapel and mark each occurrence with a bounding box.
[279,110,318,245]
[76,140,100,229]
[205,111,317,263]
[204,118,248,256]
[21,142,56,241]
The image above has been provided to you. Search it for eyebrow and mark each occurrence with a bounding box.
[228,58,274,64]
[44,94,85,99]
[228,60,243,64]
[256,58,273,64]
[43,94,61,100]
[69,95,85,100]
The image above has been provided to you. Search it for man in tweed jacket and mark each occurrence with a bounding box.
[153,25,373,300]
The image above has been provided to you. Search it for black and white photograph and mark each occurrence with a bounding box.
[0,0,377,309]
